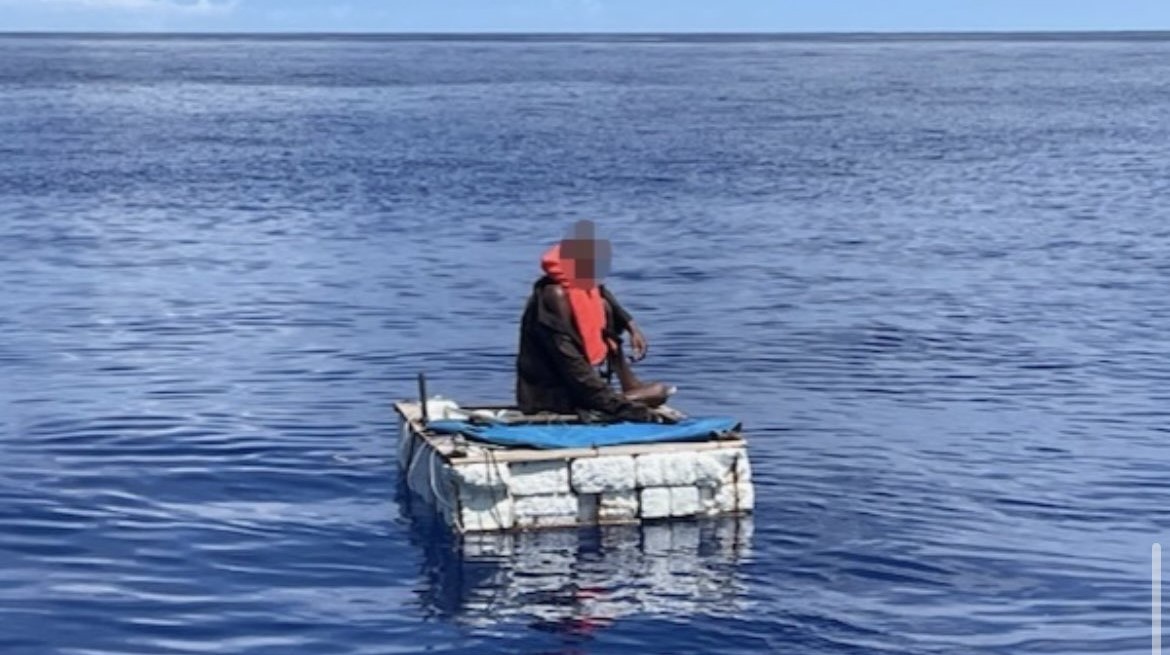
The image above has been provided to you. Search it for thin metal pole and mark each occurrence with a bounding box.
[418,372,429,423]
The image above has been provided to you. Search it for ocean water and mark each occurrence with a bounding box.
[2,34,1169,654]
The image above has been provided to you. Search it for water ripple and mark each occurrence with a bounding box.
[3,35,1169,655]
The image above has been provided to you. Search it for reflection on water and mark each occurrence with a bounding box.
[397,485,754,633]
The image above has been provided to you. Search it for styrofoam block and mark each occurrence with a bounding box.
[451,462,510,491]
[405,441,438,503]
[430,464,458,513]
[712,482,754,513]
[637,449,745,489]
[640,487,671,519]
[459,485,509,511]
[396,420,412,462]
[669,486,700,517]
[736,453,752,482]
[577,493,599,523]
[735,482,755,511]
[691,451,728,488]
[712,483,737,514]
[571,455,636,493]
[459,487,513,531]
[507,460,570,496]
[461,509,511,532]
[693,450,740,488]
[513,493,578,519]
[636,453,693,487]
[599,490,639,521]
[699,486,719,515]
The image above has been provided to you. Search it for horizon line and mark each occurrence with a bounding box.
[3,29,1170,38]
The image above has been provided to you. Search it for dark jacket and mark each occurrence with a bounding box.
[515,277,653,421]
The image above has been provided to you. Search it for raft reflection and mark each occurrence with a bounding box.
[400,490,754,630]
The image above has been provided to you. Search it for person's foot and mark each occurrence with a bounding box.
[624,381,674,408]
[652,405,687,423]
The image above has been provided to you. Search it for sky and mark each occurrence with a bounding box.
[2,0,1170,33]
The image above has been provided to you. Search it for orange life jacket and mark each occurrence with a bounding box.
[540,243,612,366]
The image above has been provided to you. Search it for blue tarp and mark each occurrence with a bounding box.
[425,416,741,450]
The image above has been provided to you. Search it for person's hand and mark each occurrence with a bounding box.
[628,324,648,362]
[650,407,680,424]
[653,405,686,424]
[624,403,656,423]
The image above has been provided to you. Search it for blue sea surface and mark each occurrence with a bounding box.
[1,34,1169,654]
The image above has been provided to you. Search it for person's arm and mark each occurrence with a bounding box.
[538,286,653,421]
[601,286,648,361]
[601,286,633,334]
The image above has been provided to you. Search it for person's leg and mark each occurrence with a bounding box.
[609,343,642,392]
[603,298,673,407]
[604,298,642,391]
[607,345,671,407]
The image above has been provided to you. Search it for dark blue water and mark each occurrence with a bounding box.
[2,34,1169,654]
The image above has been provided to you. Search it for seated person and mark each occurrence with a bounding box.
[515,220,673,422]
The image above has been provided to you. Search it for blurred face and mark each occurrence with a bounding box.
[560,220,612,289]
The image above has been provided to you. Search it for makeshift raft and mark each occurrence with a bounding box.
[393,397,754,533]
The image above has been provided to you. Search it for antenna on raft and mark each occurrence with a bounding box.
[417,372,429,424]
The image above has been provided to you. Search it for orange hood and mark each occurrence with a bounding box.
[541,244,609,365]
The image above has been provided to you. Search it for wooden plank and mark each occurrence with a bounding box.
[400,415,458,457]
[394,401,588,425]
[396,401,693,425]
[395,401,530,413]
[449,437,748,465]
[395,401,423,422]
[393,400,746,465]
